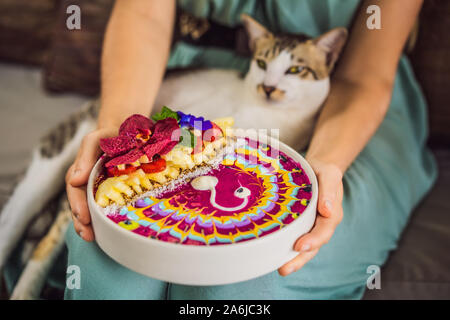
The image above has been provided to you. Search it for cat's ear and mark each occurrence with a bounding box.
[313,28,348,71]
[241,14,272,51]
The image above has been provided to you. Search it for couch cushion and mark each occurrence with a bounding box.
[0,63,87,209]
[0,0,57,65]
[43,0,113,96]
[364,149,450,299]
[409,0,450,147]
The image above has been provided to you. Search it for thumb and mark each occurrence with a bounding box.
[69,133,102,187]
[316,168,341,218]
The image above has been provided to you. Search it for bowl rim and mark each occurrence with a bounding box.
[87,133,318,252]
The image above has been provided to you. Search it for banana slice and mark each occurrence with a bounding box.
[213,117,234,137]
[95,175,132,206]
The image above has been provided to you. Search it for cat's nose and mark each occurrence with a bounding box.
[262,85,276,98]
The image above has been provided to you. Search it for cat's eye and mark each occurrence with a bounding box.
[256,59,267,70]
[285,66,304,75]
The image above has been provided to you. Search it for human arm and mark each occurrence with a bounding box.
[279,0,423,275]
[66,0,175,241]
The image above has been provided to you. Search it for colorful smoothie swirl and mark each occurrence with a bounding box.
[94,108,312,245]
[105,137,312,245]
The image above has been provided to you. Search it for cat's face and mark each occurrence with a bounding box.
[242,15,347,108]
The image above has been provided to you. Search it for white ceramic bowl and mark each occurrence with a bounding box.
[87,135,317,286]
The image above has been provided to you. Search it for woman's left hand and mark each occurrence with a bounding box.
[278,159,344,276]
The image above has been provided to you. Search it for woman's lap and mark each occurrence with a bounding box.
[64,215,372,300]
[65,58,437,300]
[64,225,168,300]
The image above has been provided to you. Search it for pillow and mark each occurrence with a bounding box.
[43,0,114,96]
[0,0,57,65]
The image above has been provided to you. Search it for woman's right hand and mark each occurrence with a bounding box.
[65,127,118,242]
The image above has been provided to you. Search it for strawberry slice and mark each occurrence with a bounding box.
[192,131,204,154]
[203,122,223,142]
[140,158,166,174]
[107,165,137,177]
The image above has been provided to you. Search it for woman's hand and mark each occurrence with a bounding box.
[278,159,344,276]
[277,0,423,278]
[65,127,118,242]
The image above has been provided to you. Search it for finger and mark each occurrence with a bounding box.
[315,165,343,218]
[69,132,102,187]
[71,215,95,242]
[278,248,319,276]
[65,164,76,184]
[293,211,341,252]
[317,174,340,217]
[66,182,91,225]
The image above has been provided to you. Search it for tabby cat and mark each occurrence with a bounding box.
[2,14,347,299]
[155,14,347,150]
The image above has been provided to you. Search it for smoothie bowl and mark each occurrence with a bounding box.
[87,108,318,285]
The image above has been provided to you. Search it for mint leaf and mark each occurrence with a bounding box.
[151,106,180,122]
[178,128,197,148]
